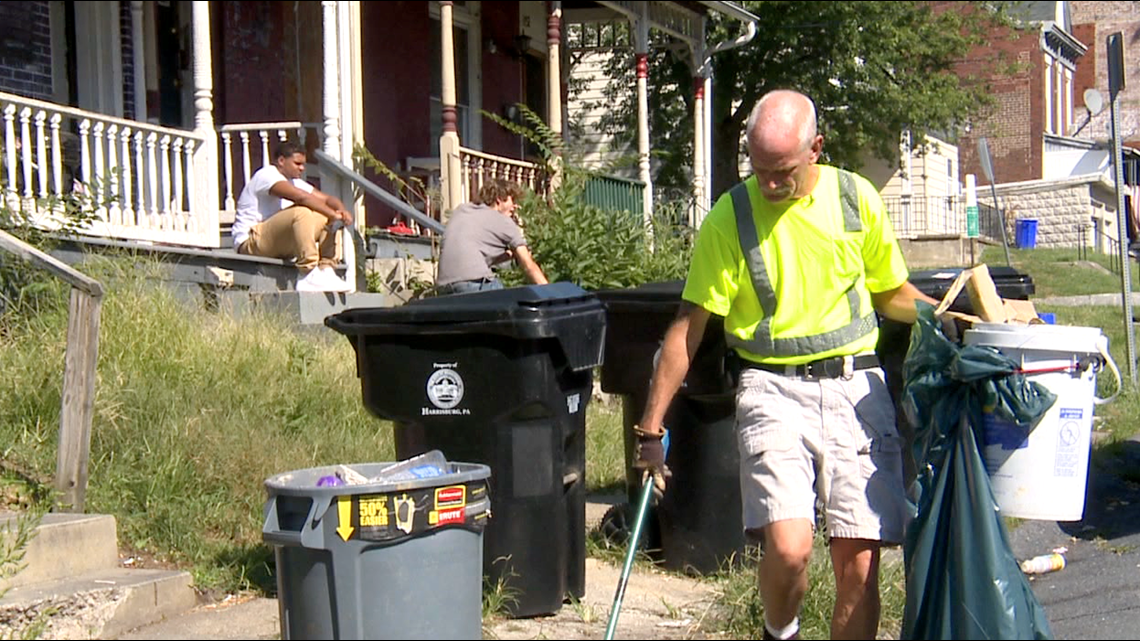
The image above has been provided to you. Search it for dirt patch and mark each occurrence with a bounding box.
[484,558,728,640]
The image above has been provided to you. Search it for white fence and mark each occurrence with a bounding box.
[1,91,216,247]
[217,122,321,223]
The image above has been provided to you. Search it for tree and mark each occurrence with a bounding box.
[581,1,1019,199]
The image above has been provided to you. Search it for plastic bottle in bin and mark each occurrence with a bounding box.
[373,450,449,482]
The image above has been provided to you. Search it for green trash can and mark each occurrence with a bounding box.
[262,459,491,640]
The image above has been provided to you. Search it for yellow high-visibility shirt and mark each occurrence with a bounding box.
[683,166,909,365]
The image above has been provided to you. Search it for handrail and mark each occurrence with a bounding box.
[0,226,103,513]
[0,228,103,297]
[312,149,446,234]
[218,121,304,133]
[459,147,541,170]
[0,91,205,142]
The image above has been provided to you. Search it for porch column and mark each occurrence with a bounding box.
[322,0,357,290]
[634,13,652,227]
[191,0,220,245]
[692,76,705,228]
[131,1,146,121]
[321,1,341,158]
[439,1,463,217]
[547,1,562,139]
[547,1,563,190]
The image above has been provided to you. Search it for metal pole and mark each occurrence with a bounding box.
[990,181,1013,267]
[604,478,655,640]
[1110,83,1137,386]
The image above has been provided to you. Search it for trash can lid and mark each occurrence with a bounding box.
[593,280,686,310]
[328,282,600,328]
[265,460,491,497]
[325,282,607,370]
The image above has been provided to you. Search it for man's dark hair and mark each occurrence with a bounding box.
[477,179,524,207]
[273,141,306,161]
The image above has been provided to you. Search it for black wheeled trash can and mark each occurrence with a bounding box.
[594,281,743,575]
[325,282,606,617]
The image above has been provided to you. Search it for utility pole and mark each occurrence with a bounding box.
[1107,32,1136,386]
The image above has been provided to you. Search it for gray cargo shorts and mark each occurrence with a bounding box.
[735,364,911,543]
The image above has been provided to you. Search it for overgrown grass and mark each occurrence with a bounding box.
[0,255,393,593]
[708,536,906,639]
[980,245,1140,298]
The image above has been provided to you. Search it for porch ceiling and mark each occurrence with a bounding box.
[564,1,756,45]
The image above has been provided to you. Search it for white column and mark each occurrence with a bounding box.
[439,1,462,216]
[634,13,652,227]
[704,76,712,211]
[692,77,705,228]
[321,1,341,159]
[191,0,220,246]
[131,1,147,121]
[546,1,562,139]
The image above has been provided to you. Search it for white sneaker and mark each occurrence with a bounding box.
[295,268,328,292]
[319,267,353,293]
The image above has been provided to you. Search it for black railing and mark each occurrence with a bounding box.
[881,196,1004,243]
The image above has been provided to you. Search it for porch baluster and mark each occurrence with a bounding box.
[92,122,106,220]
[173,138,185,219]
[120,128,134,225]
[160,135,172,226]
[133,131,145,224]
[107,125,121,226]
[34,110,48,200]
[19,108,33,203]
[259,130,270,168]
[50,114,63,197]
[183,140,196,232]
[3,105,16,205]
[78,119,91,188]
[146,132,158,226]
[240,131,251,185]
[221,132,234,212]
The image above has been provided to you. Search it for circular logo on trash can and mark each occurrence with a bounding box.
[427,368,464,409]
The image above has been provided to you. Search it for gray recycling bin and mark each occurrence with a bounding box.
[262,461,491,640]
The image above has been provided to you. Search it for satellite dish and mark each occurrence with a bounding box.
[1084,88,1105,116]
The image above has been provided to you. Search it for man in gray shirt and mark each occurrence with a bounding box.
[435,179,548,295]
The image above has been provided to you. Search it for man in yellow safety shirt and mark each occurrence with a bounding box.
[633,89,941,640]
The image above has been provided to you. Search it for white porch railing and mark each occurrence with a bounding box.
[0,91,217,247]
[456,146,549,206]
[216,122,321,223]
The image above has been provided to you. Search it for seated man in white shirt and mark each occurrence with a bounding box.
[232,141,354,292]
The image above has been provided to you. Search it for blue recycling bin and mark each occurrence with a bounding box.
[1016,219,1038,248]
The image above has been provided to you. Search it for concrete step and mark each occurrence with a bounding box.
[219,290,402,325]
[0,567,198,640]
[0,513,118,588]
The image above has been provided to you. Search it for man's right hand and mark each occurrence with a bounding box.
[633,426,671,500]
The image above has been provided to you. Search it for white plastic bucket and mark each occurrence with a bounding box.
[962,322,1119,521]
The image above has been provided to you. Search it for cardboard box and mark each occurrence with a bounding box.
[934,264,1041,325]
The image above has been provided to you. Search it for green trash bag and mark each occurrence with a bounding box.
[900,302,1055,640]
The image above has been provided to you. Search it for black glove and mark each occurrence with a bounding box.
[633,426,671,500]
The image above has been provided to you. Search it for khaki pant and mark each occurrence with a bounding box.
[239,206,339,272]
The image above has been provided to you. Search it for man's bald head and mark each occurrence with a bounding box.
[745,90,818,155]
[744,90,824,203]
